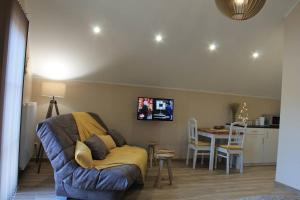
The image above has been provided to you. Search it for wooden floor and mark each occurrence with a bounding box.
[15,161,300,200]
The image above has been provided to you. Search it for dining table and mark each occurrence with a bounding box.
[197,128,231,171]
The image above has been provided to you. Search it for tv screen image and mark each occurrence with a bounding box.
[137,97,174,121]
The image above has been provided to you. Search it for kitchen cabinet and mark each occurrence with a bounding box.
[244,129,264,164]
[244,128,279,165]
[263,129,279,163]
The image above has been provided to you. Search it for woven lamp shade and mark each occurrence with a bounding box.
[215,0,267,21]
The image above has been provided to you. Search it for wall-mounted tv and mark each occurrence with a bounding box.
[137,97,174,121]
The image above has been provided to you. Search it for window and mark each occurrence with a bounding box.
[0,1,28,199]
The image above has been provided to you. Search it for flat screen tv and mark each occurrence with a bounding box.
[137,97,174,121]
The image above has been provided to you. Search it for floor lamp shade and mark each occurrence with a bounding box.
[41,82,66,98]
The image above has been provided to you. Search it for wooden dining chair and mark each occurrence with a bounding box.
[186,118,211,169]
[214,122,247,174]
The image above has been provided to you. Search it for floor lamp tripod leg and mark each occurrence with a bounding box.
[37,100,55,173]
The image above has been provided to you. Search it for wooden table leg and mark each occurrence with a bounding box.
[167,158,173,185]
[154,159,164,188]
[209,136,215,171]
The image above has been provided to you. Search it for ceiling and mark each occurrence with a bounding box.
[25,0,299,99]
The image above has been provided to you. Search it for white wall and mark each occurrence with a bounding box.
[276,3,300,190]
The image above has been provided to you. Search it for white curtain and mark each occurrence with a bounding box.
[0,1,28,199]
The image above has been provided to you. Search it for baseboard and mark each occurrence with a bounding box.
[244,163,276,167]
[275,182,300,195]
[30,157,49,162]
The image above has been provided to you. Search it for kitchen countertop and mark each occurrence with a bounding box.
[226,123,279,129]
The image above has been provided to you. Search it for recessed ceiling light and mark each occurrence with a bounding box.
[93,26,101,34]
[209,43,217,51]
[252,51,260,59]
[155,34,163,43]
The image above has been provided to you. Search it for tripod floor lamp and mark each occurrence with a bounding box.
[37,82,66,173]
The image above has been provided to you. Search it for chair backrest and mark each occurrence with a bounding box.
[188,118,198,144]
[227,122,247,148]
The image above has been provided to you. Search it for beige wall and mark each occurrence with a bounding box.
[276,3,300,190]
[32,78,280,158]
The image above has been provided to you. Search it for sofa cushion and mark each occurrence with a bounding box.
[84,135,109,160]
[70,164,142,191]
[98,135,117,150]
[73,112,107,141]
[88,112,109,132]
[93,145,148,180]
[108,129,127,147]
[75,140,94,168]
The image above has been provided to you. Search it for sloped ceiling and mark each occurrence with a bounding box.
[26,0,299,99]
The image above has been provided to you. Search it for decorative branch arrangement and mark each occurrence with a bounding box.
[238,102,249,123]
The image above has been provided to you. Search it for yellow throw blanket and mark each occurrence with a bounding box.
[73,112,147,181]
[93,145,148,181]
[73,112,107,141]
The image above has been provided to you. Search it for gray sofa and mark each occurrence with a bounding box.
[36,113,143,200]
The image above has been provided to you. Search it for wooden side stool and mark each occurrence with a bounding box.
[154,153,174,188]
[147,142,159,168]
[157,149,175,155]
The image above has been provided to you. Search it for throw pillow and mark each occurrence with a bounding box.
[108,129,127,147]
[84,135,109,160]
[98,135,117,150]
[75,140,94,169]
